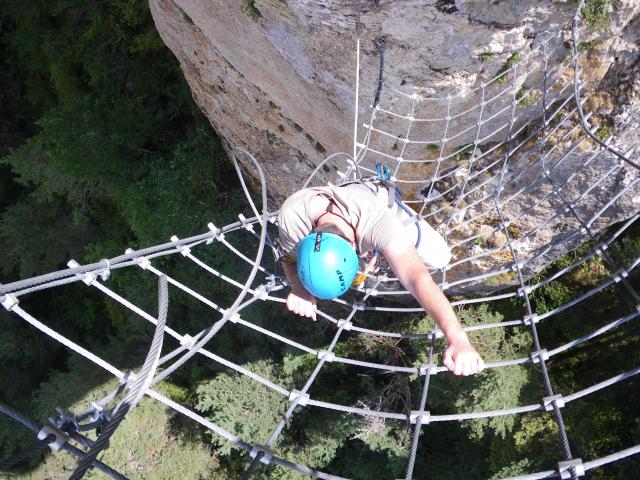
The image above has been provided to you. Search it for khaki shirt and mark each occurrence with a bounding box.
[277,183,404,256]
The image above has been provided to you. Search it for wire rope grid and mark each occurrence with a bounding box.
[240,274,389,479]
[4,214,640,478]
[492,58,578,480]
[0,301,348,480]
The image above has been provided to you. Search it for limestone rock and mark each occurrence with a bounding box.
[149,0,638,199]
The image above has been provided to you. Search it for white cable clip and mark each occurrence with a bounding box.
[170,235,191,256]
[288,389,309,406]
[1,293,19,311]
[337,319,352,331]
[523,314,539,326]
[558,459,585,479]
[409,410,431,425]
[317,350,335,362]
[180,334,195,347]
[125,248,150,270]
[238,214,255,233]
[419,364,438,375]
[542,394,565,411]
[253,285,268,300]
[250,444,274,465]
[207,222,224,243]
[68,259,96,285]
[530,349,549,364]
[37,425,69,452]
[89,402,103,422]
[613,268,628,283]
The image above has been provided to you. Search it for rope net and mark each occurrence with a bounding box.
[1,2,639,479]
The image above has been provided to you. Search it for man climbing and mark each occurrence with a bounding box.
[277,176,485,376]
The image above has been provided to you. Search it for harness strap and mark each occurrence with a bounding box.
[314,194,359,252]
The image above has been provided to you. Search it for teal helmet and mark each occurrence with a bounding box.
[297,232,359,299]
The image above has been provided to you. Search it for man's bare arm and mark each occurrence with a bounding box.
[281,260,317,320]
[383,240,484,376]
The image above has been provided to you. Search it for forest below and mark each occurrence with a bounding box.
[1,2,639,479]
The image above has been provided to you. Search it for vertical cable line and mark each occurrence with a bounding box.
[352,0,361,165]
[494,59,578,480]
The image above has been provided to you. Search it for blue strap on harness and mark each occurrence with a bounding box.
[376,163,392,181]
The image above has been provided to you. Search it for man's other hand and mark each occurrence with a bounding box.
[286,289,317,321]
[443,339,485,376]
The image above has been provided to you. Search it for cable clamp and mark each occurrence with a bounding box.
[353,302,365,311]
[558,459,585,479]
[1,293,19,311]
[250,444,274,465]
[523,314,539,326]
[613,268,628,283]
[288,389,309,406]
[125,249,151,270]
[180,334,195,347]
[253,285,268,300]
[238,214,255,233]
[170,235,191,256]
[89,402,104,422]
[419,364,438,375]
[207,223,224,243]
[433,330,444,339]
[226,311,241,323]
[83,272,98,285]
[409,410,431,425]
[337,319,353,331]
[67,260,92,285]
[38,425,69,452]
[317,350,335,362]
[542,394,565,411]
[530,349,549,364]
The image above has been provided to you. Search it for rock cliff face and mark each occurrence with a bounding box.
[149,0,640,291]
[149,0,637,195]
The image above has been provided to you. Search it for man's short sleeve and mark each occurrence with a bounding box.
[277,189,317,255]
